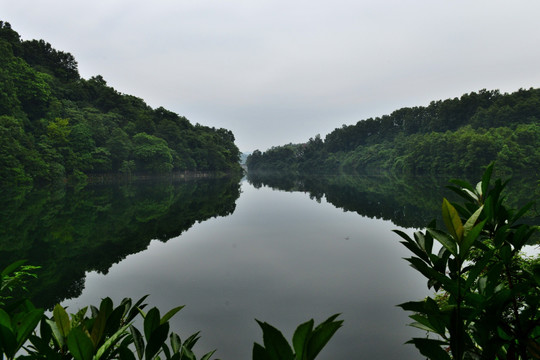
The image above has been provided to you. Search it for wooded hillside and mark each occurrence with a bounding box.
[247,88,540,176]
[0,21,242,184]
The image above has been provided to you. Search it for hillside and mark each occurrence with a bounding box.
[0,21,242,184]
[247,88,540,176]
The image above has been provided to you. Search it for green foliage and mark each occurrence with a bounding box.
[0,261,44,359]
[0,260,40,304]
[0,21,242,184]
[253,314,343,360]
[0,261,217,360]
[246,88,540,177]
[17,296,214,360]
[132,132,173,173]
[395,164,540,359]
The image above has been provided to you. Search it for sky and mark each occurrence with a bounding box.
[2,1,540,152]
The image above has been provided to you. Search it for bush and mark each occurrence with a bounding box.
[396,163,540,359]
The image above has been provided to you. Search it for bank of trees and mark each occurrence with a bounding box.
[0,21,242,184]
[247,88,540,176]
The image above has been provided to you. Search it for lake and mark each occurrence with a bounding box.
[1,172,537,359]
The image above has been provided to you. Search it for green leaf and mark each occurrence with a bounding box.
[99,297,114,319]
[306,314,343,360]
[46,318,65,348]
[127,295,149,323]
[292,319,313,360]
[66,327,94,360]
[408,314,437,333]
[448,178,475,193]
[71,307,89,326]
[180,345,196,360]
[160,305,185,325]
[0,308,12,329]
[145,323,169,360]
[256,320,294,360]
[90,307,108,348]
[463,205,483,237]
[117,345,137,360]
[447,183,478,203]
[460,219,486,260]
[143,307,160,342]
[415,231,433,257]
[104,304,126,339]
[427,229,457,257]
[94,323,130,360]
[397,300,427,313]
[394,229,431,263]
[161,341,171,359]
[409,321,437,333]
[253,342,270,360]
[53,304,71,340]
[170,332,182,354]
[130,325,145,360]
[481,162,494,198]
[404,257,451,289]
[200,350,217,360]
[0,322,17,358]
[14,308,44,349]
[182,332,201,350]
[1,260,27,277]
[408,338,451,360]
[442,198,463,242]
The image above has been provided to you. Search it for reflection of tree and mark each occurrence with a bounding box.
[247,172,539,229]
[0,175,241,308]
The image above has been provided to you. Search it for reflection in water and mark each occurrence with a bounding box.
[61,181,430,360]
[0,176,241,308]
[1,171,537,359]
[247,171,540,229]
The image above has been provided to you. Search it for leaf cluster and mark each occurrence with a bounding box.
[253,314,343,360]
[396,164,540,359]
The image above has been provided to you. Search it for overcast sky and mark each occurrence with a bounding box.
[3,1,540,151]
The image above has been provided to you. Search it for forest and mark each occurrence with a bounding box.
[0,21,242,185]
[246,87,540,177]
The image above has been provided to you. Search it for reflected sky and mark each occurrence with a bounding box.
[63,179,429,359]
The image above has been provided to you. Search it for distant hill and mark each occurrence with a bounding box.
[240,152,250,165]
[247,88,540,176]
[0,21,242,184]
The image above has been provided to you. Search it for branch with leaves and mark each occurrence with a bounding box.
[396,164,540,359]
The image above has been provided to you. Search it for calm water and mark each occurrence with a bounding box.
[60,179,427,359]
[3,173,536,359]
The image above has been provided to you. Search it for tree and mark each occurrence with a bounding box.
[132,132,173,173]
[106,128,132,171]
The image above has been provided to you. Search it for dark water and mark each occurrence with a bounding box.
[1,173,538,359]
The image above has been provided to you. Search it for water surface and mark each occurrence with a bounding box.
[61,179,427,359]
[5,172,536,359]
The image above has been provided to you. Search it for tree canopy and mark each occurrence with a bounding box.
[0,21,242,184]
[247,88,540,177]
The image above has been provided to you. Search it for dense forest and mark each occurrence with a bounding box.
[247,88,540,176]
[0,21,242,184]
